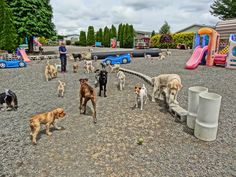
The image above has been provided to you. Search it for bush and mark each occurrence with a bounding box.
[74,41,80,46]
[66,40,71,45]
[150,32,195,49]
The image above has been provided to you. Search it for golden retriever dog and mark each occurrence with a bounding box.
[57,80,66,97]
[151,74,182,105]
[109,64,120,73]
[79,78,97,123]
[73,63,79,73]
[117,70,126,91]
[45,61,57,81]
[29,108,66,145]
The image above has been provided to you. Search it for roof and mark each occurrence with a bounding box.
[175,24,215,33]
[64,34,80,37]
[215,18,236,40]
[135,30,152,35]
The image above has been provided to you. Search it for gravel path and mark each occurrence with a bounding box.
[0,49,235,177]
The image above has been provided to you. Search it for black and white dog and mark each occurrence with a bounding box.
[72,53,82,62]
[0,89,18,111]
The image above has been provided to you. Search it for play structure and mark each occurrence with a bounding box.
[16,48,31,62]
[225,34,236,69]
[186,27,236,69]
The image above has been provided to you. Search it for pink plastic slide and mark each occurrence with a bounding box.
[185,45,208,69]
[19,49,31,62]
[33,39,42,47]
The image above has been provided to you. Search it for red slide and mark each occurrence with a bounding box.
[185,45,208,69]
[19,49,31,62]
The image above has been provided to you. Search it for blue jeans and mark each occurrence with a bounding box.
[60,55,67,72]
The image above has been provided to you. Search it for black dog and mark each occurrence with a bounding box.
[0,89,18,111]
[72,53,82,62]
[98,69,108,97]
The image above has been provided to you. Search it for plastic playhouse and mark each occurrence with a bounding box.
[185,27,236,69]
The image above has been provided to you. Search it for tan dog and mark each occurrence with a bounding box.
[159,52,166,60]
[109,64,120,73]
[79,78,97,123]
[29,108,66,145]
[151,74,182,105]
[45,61,57,81]
[117,70,126,91]
[57,80,66,97]
[73,63,79,73]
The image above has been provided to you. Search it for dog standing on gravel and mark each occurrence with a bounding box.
[109,64,120,73]
[45,61,57,81]
[0,89,18,111]
[117,70,126,91]
[29,108,66,145]
[98,69,108,97]
[57,80,66,98]
[79,78,97,123]
[151,74,182,105]
[134,84,148,111]
[167,49,171,56]
[73,63,79,73]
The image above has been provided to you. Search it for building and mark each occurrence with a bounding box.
[64,34,80,44]
[134,30,152,48]
[215,18,236,41]
[175,24,214,33]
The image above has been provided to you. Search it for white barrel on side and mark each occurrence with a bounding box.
[187,86,208,129]
[194,92,222,141]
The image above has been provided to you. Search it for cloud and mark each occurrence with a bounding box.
[50,0,218,35]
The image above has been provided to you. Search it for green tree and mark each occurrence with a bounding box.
[151,30,156,37]
[8,0,56,52]
[117,23,122,43]
[97,28,103,42]
[126,25,134,48]
[120,24,125,48]
[79,31,86,46]
[159,21,171,34]
[87,26,95,46]
[210,0,236,20]
[110,24,117,38]
[0,0,18,51]
[103,26,110,47]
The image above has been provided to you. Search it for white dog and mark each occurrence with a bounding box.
[117,70,126,91]
[159,53,166,60]
[167,49,171,56]
[134,84,148,110]
[55,63,61,71]
[151,74,182,105]
[109,64,120,73]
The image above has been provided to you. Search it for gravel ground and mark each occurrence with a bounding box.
[0,48,235,177]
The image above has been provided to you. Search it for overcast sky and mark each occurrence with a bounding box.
[51,0,219,35]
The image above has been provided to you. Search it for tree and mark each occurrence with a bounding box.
[87,26,95,46]
[79,31,86,46]
[126,25,134,48]
[210,0,236,20]
[110,24,117,39]
[7,0,56,52]
[103,26,110,47]
[117,23,122,43]
[0,0,18,51]
[159,21,171,34]
[97,28,103,42]
[151,30,156,37]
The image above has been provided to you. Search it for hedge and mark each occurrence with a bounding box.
[150,32,195,49]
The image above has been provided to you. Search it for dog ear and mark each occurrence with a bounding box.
[85,78,88,82]
[178,83,183,90]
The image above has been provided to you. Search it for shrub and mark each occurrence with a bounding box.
[74,41,80,46]
[66,40,71,45]
[173,32,194,49]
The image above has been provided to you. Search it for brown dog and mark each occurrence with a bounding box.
[73,63,79,73]
[79,78,97,123]
[29,108,66,145]
[45,61,57,81]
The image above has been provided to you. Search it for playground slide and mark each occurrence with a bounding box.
[185,45,208,69]
[19,49,31,62]
[33,39,42,47]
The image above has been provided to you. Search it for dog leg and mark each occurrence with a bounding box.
[53,119,62,130]
[140,96,144,111]
[46,123,52,136]
[173,92,179,105]
[32,125,40,145]
[99,85,102,96]
[120,81,122,91]
[82,98,89,114]
[79,96,83,113]
[92,99,97,123]
[135,97,139,108]
[104,84,107,97]
[152,86,158,102]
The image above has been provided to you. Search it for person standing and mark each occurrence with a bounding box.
[59,42,67,72]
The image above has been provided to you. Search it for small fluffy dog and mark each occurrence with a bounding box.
[117,70,126,91]
[81,52,91,60]
[57,80,66,97]
[73,63,79,73]
[109,64,120,73]
[94,69,100,88]
[134,84,148,110]
[72,53,82,62]
[55,63,61,71]
[84,61,94,73]
[167,49,171,56]
[151,74,182,105]
[79,78,97,123]
[29,108,66,145]
[159,52,166,60]
[0,89,18,111]
[45,61,57,81]
[98,69,108,97]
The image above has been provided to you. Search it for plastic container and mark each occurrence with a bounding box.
[187,86,208,129]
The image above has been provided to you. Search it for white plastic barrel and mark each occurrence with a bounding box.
[187,86,208,129]
[194,92,222,141]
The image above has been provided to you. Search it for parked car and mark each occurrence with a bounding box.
[102,53,131,65]
[0,59,27,69]
[135,42,149,49]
